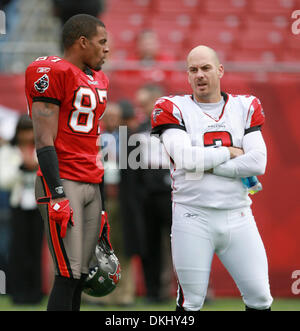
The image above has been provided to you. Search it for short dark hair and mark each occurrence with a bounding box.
[62,14,105,50]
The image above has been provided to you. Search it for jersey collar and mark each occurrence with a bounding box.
[191,91,229,122]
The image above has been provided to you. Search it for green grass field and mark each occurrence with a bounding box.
[0,295,299,311]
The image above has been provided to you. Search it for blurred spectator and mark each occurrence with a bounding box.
[135,84,174,303]
[127,29,176,66]
[83,101,136,306]
[0,105,18,277]
[119,99,139,132]
[103,101,136,306]
[0,115,44,304]
[0,105,19,144]
[0,0,19,37]
[52,0,106,25]
[118,100,147,300]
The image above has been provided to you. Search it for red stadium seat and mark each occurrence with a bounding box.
[165,70,191,94]
[187,28,240,62]
[107,27,141,56]
[149,26,187,59]
[101,12,146,30]
[237,28,286,51]
[105,0,151,14]
[285,33,300,51]
[243,15,290,33]
[281,49,300,63]
[194,15,242,33]
[228,49,279,64]
[104,12,147,55]
[148,13,193,32]
[204,0,249,15]
[153,0,200,14]
[250,0,298,17]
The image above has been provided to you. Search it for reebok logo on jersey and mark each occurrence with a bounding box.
[34,74,49,93]
[37,67,51,73]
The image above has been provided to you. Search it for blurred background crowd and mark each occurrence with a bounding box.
[0,0,300,306]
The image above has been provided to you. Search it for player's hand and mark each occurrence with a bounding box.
[99,211,113,251]
[38,197,74,238]
[228,147,244,159]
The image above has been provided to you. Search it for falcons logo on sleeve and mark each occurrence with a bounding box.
[152,108,163,123]
[34,74,49,93]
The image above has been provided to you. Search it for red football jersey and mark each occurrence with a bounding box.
[25,56,108,183]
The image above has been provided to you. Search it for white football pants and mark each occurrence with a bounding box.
[171,203,273,311]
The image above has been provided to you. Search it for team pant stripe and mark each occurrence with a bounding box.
[178,282,185,308]
[40,176,72,278]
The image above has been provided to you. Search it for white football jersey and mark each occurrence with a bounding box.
[151,92,265,209]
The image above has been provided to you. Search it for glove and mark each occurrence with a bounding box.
[37,197,74,238]
[99,211,113,252]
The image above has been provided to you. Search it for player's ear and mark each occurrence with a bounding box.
[78,36,89,49]
[218,64,224,79]
[187,70,192,85]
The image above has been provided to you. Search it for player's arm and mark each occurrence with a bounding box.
[32,101,74,238]
[161,128,242,172]
[213,96,266,178]
[32,101,66,202]
[212,130,267,178]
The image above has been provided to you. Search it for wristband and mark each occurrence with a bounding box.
[36,146,65,199]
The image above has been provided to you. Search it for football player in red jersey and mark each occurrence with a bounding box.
[25,14,109,311]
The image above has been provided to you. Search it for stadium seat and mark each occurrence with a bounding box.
[228,49,279,64]
[221,72,259,92]
[149,26,187,59]
[250,0,298,17]
[148,13,193,32]
[107,27,141,57]
[187,28,239,62]
[285,33,300,51]
[104,0,151,14]
[204,0,249,15]
[243,15,290,33]
[194,15,242,32]
[153,0,200,14]
[101,12,146,30]
[165,70,191,94]
[281,49,300,63]
[237,28,286,51]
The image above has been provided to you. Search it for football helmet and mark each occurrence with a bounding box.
[83,223,121,297]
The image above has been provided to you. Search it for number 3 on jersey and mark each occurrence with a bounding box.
[203,131,233,147]
[69,87,107,133]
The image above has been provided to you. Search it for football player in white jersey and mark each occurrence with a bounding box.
[151,45,273,311]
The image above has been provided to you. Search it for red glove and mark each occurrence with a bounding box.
[99,211,112,251]
[38,197,74,238]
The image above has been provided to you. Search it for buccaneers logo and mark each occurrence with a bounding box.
[108,264,121,285]
[34,74,49,93]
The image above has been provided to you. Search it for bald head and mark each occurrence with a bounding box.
[186,45,224,103]
[187,45,220,67]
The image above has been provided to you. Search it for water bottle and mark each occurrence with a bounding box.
[241,176,262,195]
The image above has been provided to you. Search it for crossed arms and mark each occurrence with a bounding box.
[161,128,266,178]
